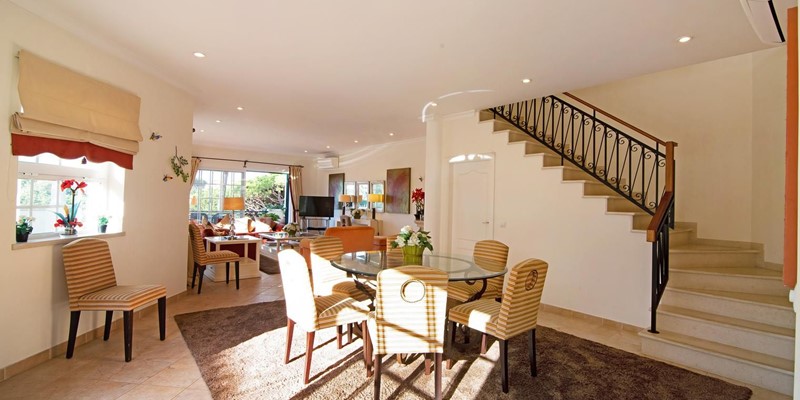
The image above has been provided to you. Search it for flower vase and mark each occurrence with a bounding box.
[16,232,29,243]
[62,227,77,236]
[402,245,425,264]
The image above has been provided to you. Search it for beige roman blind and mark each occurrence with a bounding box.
[10,50,143,168]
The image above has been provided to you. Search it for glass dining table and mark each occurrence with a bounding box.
[331,250,507,302]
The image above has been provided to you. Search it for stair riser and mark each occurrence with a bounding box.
[669,230,692,246]
[662,290,794,329]
[641,335,793,396]
[669,251,760,268]
[607,198,646,213]
[670,271,788,297]
[632,214,650,230]
[657,313,794,361]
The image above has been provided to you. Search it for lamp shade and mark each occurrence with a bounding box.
[222,197,245,211]
[191,195,198,206]
[339,194,353,202]
[367,193,384,203]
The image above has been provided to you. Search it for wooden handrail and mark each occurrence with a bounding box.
[563,92,666,145]
[647,191,674,242]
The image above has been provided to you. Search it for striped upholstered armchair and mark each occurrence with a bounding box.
[366,266,448,400]
[447,240,509,303]
[188,222,240,294]
[61,238,167,362]
[447,258,548,393]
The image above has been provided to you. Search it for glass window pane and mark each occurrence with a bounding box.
[17,179,31,206]
[32,180,56,206]
[28,208,58,233]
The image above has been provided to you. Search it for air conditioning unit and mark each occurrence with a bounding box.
[740,0,785,44]
[316,157,339,169]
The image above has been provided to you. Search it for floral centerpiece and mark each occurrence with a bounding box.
[411,188,425,220]
[16,216,35,243]
[391,225,433,262]
[283,222,300,237]
[54,179,87,235]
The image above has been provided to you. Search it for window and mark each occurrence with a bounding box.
[190,169,287,223]
[17,154,124,237]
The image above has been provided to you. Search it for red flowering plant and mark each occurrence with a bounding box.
[54,179,87,230]
[411,188,425,214]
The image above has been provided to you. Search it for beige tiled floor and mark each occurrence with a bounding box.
[0,273,790,399]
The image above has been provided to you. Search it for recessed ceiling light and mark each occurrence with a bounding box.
[522,78,531,84]
[236,106,244,111]
[354,140,359,143]
[215,120,221,123]
[304,150,308,153]
[678,36,692,43]
[431,102,438,107]
[200,129,205,133]
[326,145,331,149]
[193,52,206,58]
[389,132,395,136]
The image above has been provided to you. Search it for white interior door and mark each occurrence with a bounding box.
[450,159,494,256]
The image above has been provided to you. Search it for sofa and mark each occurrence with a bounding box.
[299,225,386,268]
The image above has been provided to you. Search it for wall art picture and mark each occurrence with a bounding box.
[328,173,345,208]
[386,167,410,214]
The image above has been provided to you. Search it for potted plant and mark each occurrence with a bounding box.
[390,225,433,263]
[98,215,110,233]
[16,216,35,243]
[54,179,87,235]
[352,209,363,219]
[284,222,300,237]
[411,188,425,220]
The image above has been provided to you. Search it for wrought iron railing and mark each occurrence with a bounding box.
[488,93,677,332]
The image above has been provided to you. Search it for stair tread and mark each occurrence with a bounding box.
[671,266,782,279]
[642,330,794,372]
[658,304,795,337]
[670,244,760,253]
[667,287,792,308]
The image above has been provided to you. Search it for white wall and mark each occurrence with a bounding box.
[574,47,786,263]
[0,0,194,369]
[432,112,652,327]
[304,138,426,237]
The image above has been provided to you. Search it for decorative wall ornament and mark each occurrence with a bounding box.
[386,167,411,214]
[170,146,189,182]
[149,132,163,140]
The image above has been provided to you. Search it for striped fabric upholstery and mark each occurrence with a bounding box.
[62,239,166,311]
[448,240,509,302]
[449,258,548,340]
[368,266,448,355]
[310,236,373,300]
[188,223,239,266]
[278,249,369,332]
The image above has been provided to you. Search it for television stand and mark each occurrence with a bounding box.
[301,217,330,232]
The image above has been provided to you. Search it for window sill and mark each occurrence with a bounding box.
[11,231,126,250]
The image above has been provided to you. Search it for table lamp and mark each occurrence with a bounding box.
[222,197,245,239]
[338,194,353,215]
[367,193,384,219]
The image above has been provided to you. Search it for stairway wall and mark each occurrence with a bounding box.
[572,47,786,264]
[431,112,651,327]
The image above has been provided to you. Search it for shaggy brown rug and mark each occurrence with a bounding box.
[259,254,279,275]
[174,302,752,400]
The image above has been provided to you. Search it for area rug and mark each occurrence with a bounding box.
[174,302,752,400]
[259,254,279,275]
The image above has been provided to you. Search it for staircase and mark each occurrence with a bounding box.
[478,108,795,396]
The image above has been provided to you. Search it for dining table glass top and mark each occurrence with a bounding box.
[331,250,507,282]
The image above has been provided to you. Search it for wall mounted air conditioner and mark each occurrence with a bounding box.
[740,0,786,44]
[316,157,339,169]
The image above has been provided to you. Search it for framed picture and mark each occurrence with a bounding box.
[357,181,370,209]
[328,173,345,208]
[370,180,385,213]
[386,167,411,214]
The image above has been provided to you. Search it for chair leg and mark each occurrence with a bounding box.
[373,354,383,400]
[529,328,537,377]
[424,354,431,376]
[463,325,470,344]
[285,319,295,364]
[191,262,199,289]
[235,261,240,290]
[304,331,316,384]
[158,297,167,340]
[123,310,133,362]
[337,325,343,349]
[225,262,230,284]
[446,320,457,370]
[500,338,509,393]
[434,353,443,400]
[103,311,113,341]
[362,320,373,377]
[66,311,81,359]
[197,265,206,294]
[347,323,353,345]
[480,332,488,355]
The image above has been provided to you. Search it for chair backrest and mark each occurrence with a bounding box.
[278,249,318,331]
[309,236,347,296]
[473,240,509,294]
[373,266,448,355]
[62,238,118,310]
[188,222,208,264]
[494,258,548,340]
[324,225,376,253]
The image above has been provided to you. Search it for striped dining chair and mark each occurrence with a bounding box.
[309,236,372,301]
[188,222,240,294]
[278,249,371,384]
[447,258,548,393]
[366,266,448,400]
[447,240,509,303]
[61,238,167,362]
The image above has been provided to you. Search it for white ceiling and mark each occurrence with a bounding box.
[9,0,796,157]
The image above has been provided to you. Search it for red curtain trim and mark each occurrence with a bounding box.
[11,134,133,169]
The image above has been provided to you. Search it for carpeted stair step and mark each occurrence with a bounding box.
[661,287,794,329]
[639,330,794,396]
[656,305,794,361]
[670,244,761,268]
[670,266,787,296]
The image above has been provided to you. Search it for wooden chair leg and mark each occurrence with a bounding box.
[66,311,81,359]
[362,320,373,377]
[434,353,443,400]
[123,310,133,362]
[529,328,537,376]
[480,332,488,355]
[225,262,230,284]
[103,311,113,340]
[197,265,206,294]
[191,262,199,289]
[304,331,316,384]
[337,325,343,349]
[500,339,508,393]
[158,297,167,340]
[424,354,431,376]
[347,323,353,344]
[446,320,456,370]
[463,325,470,344]
[285,319,295,364]
[235,261,240,290]
[373,354,383,400]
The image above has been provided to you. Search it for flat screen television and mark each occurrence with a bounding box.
[298,195,335,218]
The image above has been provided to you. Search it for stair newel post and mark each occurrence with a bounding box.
[665,141,677,229]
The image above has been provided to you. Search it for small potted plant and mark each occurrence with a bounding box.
[284,222,300,237]
[390,225,433,263]
[98,215,110,233]
[16,216,35,243]
[412,188,425,220]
